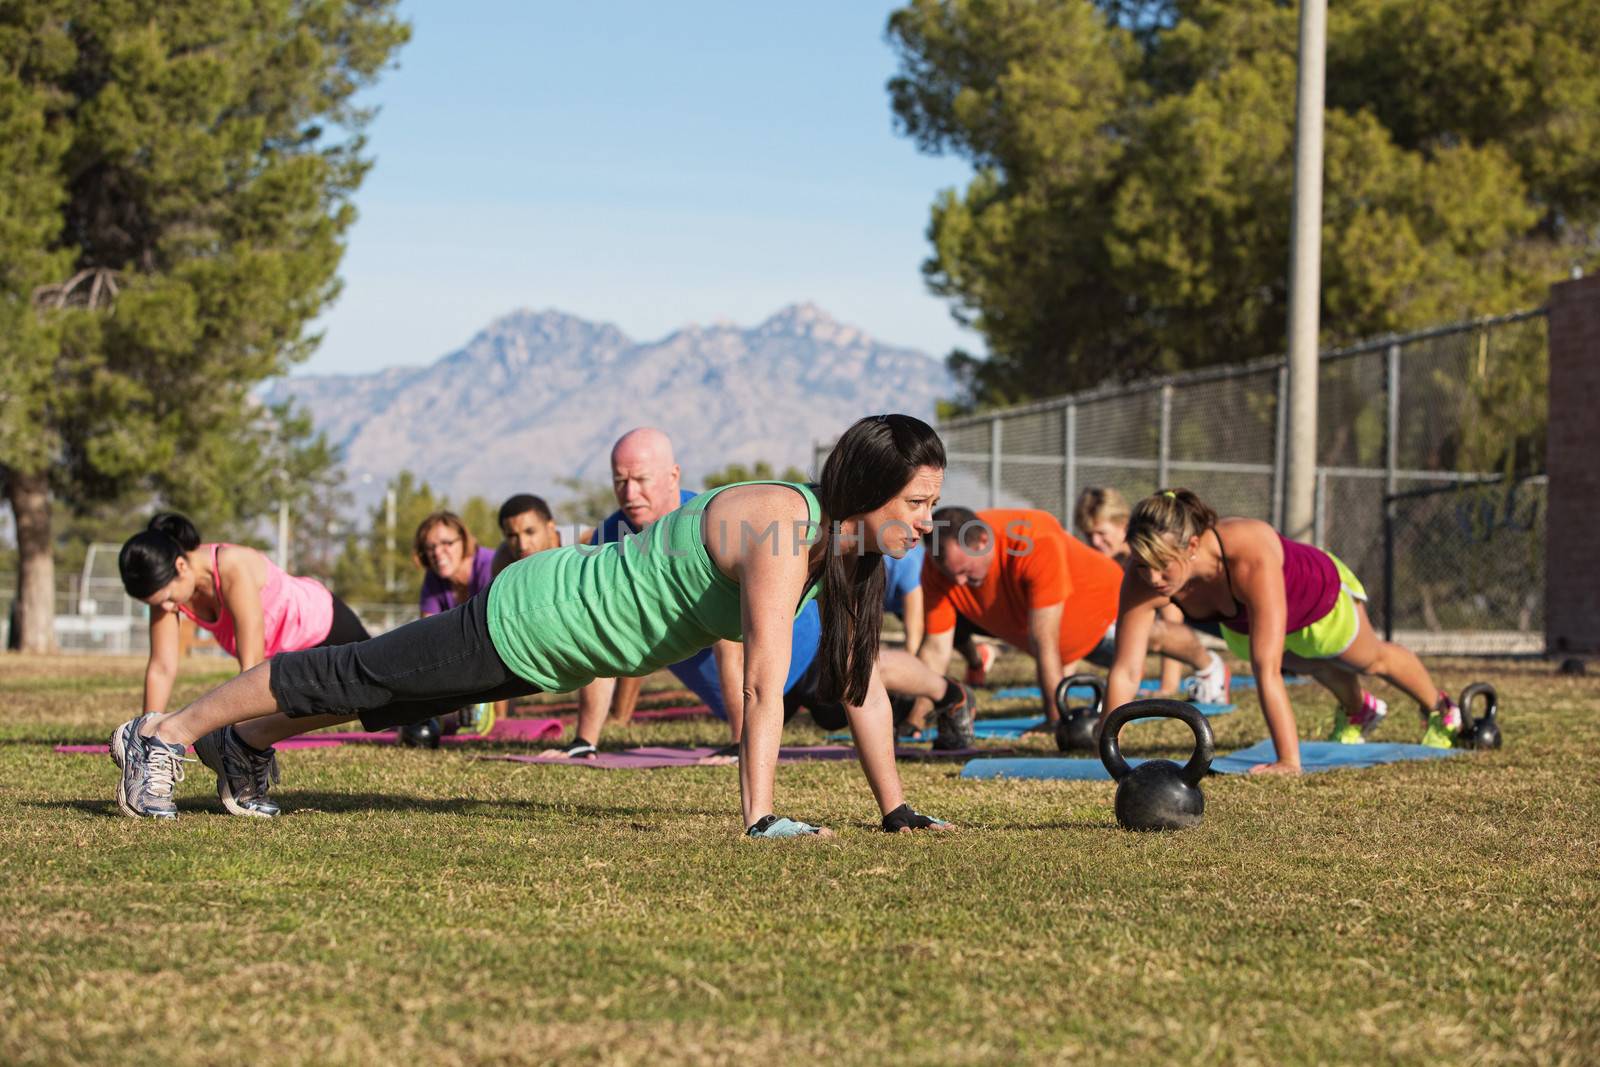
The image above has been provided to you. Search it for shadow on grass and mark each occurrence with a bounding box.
[40,791,719,822]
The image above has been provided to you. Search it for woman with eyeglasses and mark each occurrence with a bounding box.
[411,511,500,738]
[415,511,496,617]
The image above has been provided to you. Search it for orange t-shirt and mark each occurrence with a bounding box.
[922,509,1123,664]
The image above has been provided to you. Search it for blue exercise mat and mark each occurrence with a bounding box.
[994,675,1307,702]
[996,679,1164,701]
[824,703,1237,744]
[1226,674,1309,690]
[959,740,1462,780]
[974,703,1235,738]
[1209,739,1463,774]
[961,757,1127,780]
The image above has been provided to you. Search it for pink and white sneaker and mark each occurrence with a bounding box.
[1329,690,1388,743]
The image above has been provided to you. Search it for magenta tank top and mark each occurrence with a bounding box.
[178,544,335,658]
[1208,531,1341,635]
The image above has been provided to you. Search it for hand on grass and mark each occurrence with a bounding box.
[534,739,597,761]
[1247,760,1302,776]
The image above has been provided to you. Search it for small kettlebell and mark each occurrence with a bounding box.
[1098,699,1214,832]
[1054,673,1106,753]
[1457,682,1501,750]
[398,717,442,749]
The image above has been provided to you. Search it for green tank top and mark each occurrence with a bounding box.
[486,481,823,691]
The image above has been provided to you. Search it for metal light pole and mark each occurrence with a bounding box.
[1284,0,1327,543]
[384,487,397,597]
[276,497,290,570]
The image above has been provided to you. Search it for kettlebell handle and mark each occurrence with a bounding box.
[1458,682,1497,730]
[1055,673,1106,716]
[1098,698,1215,785]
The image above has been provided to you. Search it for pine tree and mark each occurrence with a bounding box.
[0,1,409,650]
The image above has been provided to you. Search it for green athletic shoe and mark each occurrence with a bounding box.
[1419,693,1463,749]
[1329,691,1387,744]
[458,702,496,736]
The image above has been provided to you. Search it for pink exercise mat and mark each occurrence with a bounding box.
[628,705,712,721]
[476,743,999,770]
[54,715,564,756]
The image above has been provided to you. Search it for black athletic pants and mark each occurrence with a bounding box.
[270,592,540,731]
[316,594,371,647]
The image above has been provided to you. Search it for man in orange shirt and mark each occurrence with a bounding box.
[917,506,1227,726]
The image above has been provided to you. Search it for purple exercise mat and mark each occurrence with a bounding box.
[53,716,564,756]
[628,705,712,721]
[476,743,997,770]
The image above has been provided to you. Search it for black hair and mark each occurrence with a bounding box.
[498,493,553,527]
[119,513,201,599]
[926,505,987,559]
[815,414,946,706]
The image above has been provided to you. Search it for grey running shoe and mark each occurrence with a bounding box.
[193,726,281,818]
[932,682,978,751]
[111,716,191,820]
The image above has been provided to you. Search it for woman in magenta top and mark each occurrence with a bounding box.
[1107,489,1462,775]
[119,513,369,715]
[414,511,496,616]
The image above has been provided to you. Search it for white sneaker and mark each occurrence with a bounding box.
[1185,652,1232,706]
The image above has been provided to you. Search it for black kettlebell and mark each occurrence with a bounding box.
[1457,682,1501,750]
[1054,673,1106,753]
[398,717,442,749]
[1098,699,1214,832]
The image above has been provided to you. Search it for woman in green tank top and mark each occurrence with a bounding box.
[110,415,954,839]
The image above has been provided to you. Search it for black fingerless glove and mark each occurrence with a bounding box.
[881,803,948,832]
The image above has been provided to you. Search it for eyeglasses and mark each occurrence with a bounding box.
[424,537,461,553]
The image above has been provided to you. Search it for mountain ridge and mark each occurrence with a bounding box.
[266,303,956,510]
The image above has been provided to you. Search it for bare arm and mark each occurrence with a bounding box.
[917,626,955,676]
[842,661,906,817]
[900,586,925,654]
[714,639,745,743]
[142,610,181,713]
[1231,532,1298,770]
[1158,602,1187,694]
[535,678,612,757]
[1107,572,1162,715]
[711,487,812,828]
[905,626,956,729]
[1028,602,1065,721]
[610,675,644,724]
[219,549,266,672]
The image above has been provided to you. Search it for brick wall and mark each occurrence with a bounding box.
[1546,273,1600,654]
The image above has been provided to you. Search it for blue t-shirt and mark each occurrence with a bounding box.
[882,542,924,617]
[668,601,821,720]
[589,488,818,718]
[588,490,699,547]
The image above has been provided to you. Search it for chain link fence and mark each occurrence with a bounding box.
[818,309,1548,654]
[1383,477,1545,654]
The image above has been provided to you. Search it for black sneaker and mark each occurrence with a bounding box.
[931,682,977,750]
[111,716,190,819]
[193,726,281,818]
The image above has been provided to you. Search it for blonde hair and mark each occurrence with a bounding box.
[1073,486,1130,538]
[1125,488,1219,570]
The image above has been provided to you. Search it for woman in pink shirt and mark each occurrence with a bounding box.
[119,513,368,816]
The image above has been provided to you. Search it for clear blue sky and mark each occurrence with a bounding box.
[300,1,983,377]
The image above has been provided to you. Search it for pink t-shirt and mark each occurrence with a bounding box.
[178,544,335,658]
